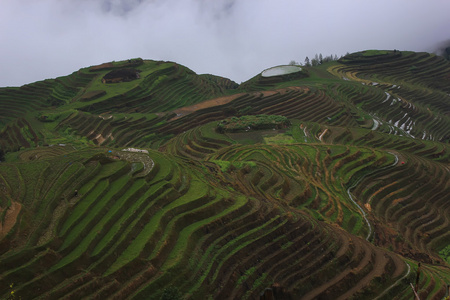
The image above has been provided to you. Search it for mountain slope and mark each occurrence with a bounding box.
[0,50,449,299]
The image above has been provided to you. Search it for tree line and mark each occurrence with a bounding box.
[289,53,349,67]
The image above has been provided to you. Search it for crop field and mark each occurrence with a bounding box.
[0,51,449,299]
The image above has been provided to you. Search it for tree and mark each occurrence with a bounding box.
[319,53,323,64]
[288,60,299,66]
[304,56,311,67]
[445,47,450,60]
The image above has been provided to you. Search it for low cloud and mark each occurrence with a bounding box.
[1,0,449,86]
[432,39,450,57]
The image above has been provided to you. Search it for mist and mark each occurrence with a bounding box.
[1,0,449,87]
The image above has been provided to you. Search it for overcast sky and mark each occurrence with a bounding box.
[1,0,449,87]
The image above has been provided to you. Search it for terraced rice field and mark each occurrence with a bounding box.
[0,52,449,299]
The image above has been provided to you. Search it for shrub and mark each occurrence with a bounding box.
[216,115,291,133]
[160,287,182,300]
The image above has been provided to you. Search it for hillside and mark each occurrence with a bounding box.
[0,50,449,299]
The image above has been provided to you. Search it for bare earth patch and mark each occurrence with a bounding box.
[0,201,22,239]
[89,62,114,71]
[170,93,248,121]
[38,200,68,246]
[170,87,307,121]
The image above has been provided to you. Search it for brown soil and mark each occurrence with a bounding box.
[89,63,114,71]
[38,200,68,246]
[169,87,308,121]
[80,90,106,102]
[371,218,438,264]
[102,68,140,83]
[169,93,248,121]
[0,201,22,239]
[392,151,406,166]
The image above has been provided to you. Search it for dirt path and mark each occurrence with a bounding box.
[346,152,399,241]
[374,261,410,299]
[346,182,372,240]
[318,129,328,142]
[0,201,22,239]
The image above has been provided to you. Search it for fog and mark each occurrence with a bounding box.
[1,0,449,87]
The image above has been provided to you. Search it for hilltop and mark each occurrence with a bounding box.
[0,50,449,299]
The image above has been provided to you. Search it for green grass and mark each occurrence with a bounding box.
[210,160,256,172]
[53,177,145,269]
[199,121,234,144]
[187,195,255,293]
[236,266,256,285]
[217,115,290,133]
[90,179,153,256]
[105,177,207,275]
[88,180,171,267]
[438,244,450,264]
[242,272,269,300]
[60,178,123,249]
[40,162,83,200]
[77,160,127,195]
[209,216,286,283]
[1,49,450,300]
[59,176,111,237]
[160,193,236,269]
[263,133,295,144]
[362,50,390,56]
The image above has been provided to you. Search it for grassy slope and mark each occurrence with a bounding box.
[0,51,449,299]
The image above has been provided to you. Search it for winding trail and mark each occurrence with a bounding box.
[318,129,328,142]
[388,151,400,167]
[374,262,411,300]
[346,182,372,241]
[371,117,380,131]
[346,152,399,241]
